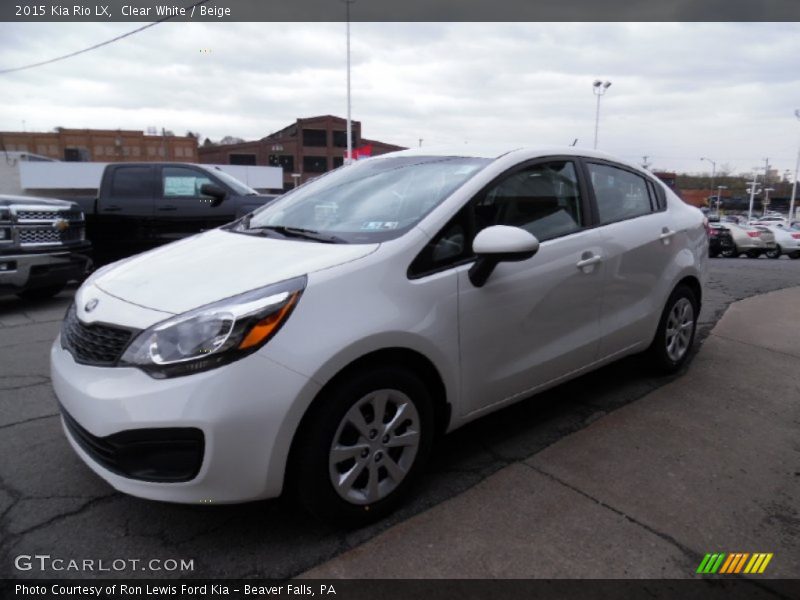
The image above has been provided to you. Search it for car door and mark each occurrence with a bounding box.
[95,165,156,256]
[451,158,605,416]
[155,166,227,243]
[584,160,680,359]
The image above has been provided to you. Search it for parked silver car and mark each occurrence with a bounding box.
[718,224,776,258]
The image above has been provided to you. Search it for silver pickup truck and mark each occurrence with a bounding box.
[0,195,92,300]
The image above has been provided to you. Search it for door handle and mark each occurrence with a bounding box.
[576,255,602,269]
[659,228,676,241]
[158,206,178,212]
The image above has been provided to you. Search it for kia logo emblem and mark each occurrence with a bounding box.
[85,298,99,313]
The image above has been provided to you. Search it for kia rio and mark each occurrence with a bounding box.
[51,147,707,525]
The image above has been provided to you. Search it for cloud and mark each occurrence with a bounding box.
[1,22,798,174]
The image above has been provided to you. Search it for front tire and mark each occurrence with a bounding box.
[646,285,698,374]
[290,366,434,527]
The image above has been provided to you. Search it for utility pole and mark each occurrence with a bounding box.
[418,138,423,148]
[788,109,800,222]
[641,156,651,170]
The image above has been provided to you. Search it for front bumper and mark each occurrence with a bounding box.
[0,246,91,294]
[51,339,320,503]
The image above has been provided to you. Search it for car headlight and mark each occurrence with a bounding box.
[120,276,306,379]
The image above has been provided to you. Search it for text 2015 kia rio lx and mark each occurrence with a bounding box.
[51,147,707,525]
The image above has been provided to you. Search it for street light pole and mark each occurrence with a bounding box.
[701,157,716,207]
[746,175,760,224]
[788,109,800,223]
[592,80,611,150]
[343,0,355,165]
[716,185,727,216]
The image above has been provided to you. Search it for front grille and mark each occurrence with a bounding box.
[16,209,82,221]
[60,406,205,483]
[19,226,85,245]
[61,304,136,366]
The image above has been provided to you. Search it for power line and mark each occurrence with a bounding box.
[0,0,211,75]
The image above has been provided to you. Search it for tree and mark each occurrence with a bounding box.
[219,135,245,145]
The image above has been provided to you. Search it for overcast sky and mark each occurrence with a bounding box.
[1,22,799,175]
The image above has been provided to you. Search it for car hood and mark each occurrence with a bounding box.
[94,229,379,314]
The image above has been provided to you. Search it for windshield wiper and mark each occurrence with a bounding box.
[246,225,347,244]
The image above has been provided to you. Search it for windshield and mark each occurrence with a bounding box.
[209,168,259,195]
[230,156,490,243]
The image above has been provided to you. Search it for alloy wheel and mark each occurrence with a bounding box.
[328,389,421,505]
[665,297,694,363]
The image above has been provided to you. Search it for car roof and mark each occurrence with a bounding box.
[377,145,647,171]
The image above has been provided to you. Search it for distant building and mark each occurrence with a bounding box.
[0,128,198,163]
[198,115,406,191]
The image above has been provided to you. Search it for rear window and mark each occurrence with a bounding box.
[110,167,152,199]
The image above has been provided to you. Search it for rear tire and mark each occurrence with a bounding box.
[765,246,781,259]
[646,285,698,375]
[290,365,434,527]
[720,245,737,258]
[789,251,800,260]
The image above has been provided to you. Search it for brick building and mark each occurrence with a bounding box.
[0,128,198,163]
[198,116,405,190]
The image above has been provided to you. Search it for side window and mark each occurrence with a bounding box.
[476,160,583,241]
[162,167,213,199]
[110,167,152,199]
[588,163,653,224]
[409,160,584,278]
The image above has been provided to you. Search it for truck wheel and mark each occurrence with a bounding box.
[646,285,698,375]
[290,365,434,527]
[17,285,65,301]
[765,246,781,259]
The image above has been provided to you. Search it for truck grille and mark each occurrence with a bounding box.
[16,209,83,222]
[19,226,85,245]
[61,304,136,366]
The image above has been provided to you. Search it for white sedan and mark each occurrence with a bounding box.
[51,146,708,525]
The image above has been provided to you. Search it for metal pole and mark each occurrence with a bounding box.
[593,93,601,150]
[789,110,800,222]
[747,176,758,224]
[709,163,716,206]
[344,0,354,165]
[789,148,799,222]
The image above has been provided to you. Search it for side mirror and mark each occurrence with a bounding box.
[200,183,227,207]
[469,225,540,287]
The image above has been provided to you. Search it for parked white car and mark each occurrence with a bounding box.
[50,147,707,525]
[755,223,800,259]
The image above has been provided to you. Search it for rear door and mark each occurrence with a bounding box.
[584,160,680,360]
[96,165,156,255]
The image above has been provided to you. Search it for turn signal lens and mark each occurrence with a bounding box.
[239,292,300,350]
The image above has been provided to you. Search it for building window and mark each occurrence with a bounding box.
[64,148,90,162]
[147,146,156,157]
[175,147,184,158]
[302,129,327,147]
[332,131,359,148]
[229,153,257,165]
[269,154,295,171]
[132,147,141,157]
[94,145,104,157]
[332,156,344,169]
[303,156,328,173]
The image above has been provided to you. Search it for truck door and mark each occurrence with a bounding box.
[95,165,156,259]
[154,166,231,243]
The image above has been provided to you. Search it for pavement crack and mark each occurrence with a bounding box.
[7,492,118,538]
[522,462,699,561]
[0,413,58,432]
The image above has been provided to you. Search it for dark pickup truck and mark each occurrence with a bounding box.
[73,163,276,263]
[0,195,92,299]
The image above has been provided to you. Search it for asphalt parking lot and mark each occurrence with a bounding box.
[1,257,799,580]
